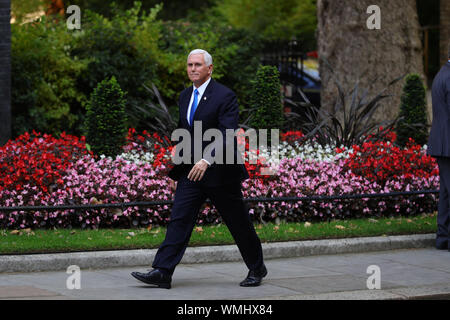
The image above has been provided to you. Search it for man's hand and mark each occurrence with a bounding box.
[187,159,209,182]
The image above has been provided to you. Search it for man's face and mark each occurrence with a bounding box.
[187,53,213,87]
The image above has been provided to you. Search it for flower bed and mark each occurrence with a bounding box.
[0,131,92,194]
[0,129,439,229]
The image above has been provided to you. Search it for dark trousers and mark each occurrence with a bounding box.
[152,176,264,275]
[437,157,450,248]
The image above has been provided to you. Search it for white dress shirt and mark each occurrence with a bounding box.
[187,77,212,166]
[187,77,211,125]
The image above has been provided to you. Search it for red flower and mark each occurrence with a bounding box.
[344,129,437,184]
[281,131,304,144]
[0,131,92,194]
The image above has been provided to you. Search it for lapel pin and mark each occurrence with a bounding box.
[204,97,207,100]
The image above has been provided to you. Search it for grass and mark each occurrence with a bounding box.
[0,213,437,255]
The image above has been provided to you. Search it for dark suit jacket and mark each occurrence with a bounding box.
[168,79,250,187]
[427,62,450,158]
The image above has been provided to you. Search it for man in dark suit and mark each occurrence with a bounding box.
[427,44,450,251]
[131,49,266,288]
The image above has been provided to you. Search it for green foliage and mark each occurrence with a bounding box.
[156,19,263,111]
[64,0,215,21]
[215,0,317,47]
[285,65,405,148]
[248,65,284,130]
[11,0,48,23]
[129,83,178,140]
[85,76,128,157]
[215,28,264,114]
[71,2,162,131]
[11,2,166,138]
[395,74,428,147]
[10,1,274,138]
[11,16,89,137]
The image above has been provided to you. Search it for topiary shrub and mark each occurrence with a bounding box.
[85,76,128,157]
[248,65,284,131]
[395,73,428,147]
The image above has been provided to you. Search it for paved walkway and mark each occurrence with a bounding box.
[1,247,450,300]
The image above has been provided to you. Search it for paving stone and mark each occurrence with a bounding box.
[1,246,450,300]
[0,286,62,299]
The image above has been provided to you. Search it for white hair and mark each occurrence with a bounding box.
[187,49,213,66]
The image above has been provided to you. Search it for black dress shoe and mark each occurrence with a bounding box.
[131,269,172,289]
[436,242,448,250]
[240,264,267,287]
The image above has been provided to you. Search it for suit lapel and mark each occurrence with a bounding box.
[180,87,193,128]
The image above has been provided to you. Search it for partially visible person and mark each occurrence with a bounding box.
[427,42,450,251]
[131,49,266,289]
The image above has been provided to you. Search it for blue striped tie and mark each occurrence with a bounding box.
[189,89,199,126]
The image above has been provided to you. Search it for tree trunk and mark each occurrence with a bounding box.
[440,0,450,66]
[317,0,424,125]
[0,0,11,146]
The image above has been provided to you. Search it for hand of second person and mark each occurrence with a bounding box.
[169,180,177,192]
[187,159,209,182]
